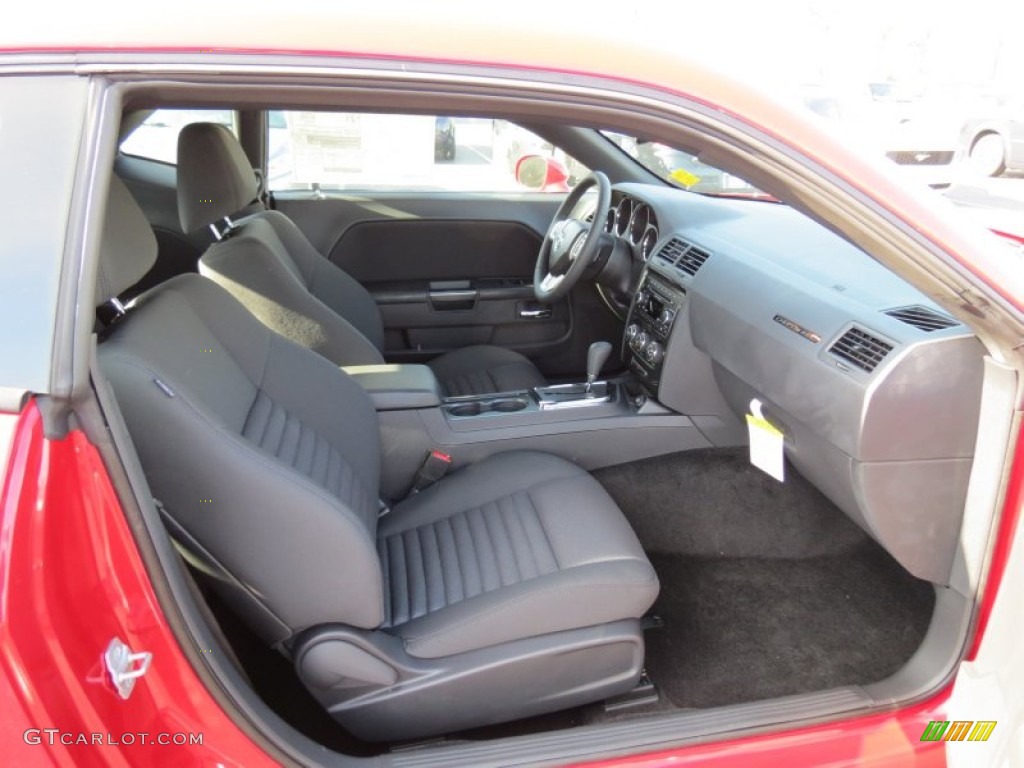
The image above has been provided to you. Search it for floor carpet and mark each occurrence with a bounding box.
[593,449,936,710]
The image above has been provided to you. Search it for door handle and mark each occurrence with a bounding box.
[519,308,552,319]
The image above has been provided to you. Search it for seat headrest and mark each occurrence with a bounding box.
[97,177,158,307]
[177,122,259,233]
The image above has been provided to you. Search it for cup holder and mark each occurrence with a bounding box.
[446,396,529,417]
[490,398,528,412]
[447,402,483,417]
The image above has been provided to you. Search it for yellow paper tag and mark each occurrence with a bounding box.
[670,168,701,188]
[746,399,785,482]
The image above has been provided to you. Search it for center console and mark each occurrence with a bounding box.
[350,326,711,501]
[623,270,686,393]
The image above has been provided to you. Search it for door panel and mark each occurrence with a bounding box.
[329,218,568,359]
[328,219,541,282]
[274,193,625,378]
[274,192,558,256]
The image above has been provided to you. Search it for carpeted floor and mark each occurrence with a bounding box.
[642,546,934,709]
[593,448,936,711]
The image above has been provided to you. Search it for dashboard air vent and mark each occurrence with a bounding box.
[653,237,712,276]
[829,327,893,373]
[884,305,959,332]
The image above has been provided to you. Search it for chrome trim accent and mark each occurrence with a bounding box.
[534,382,614,410]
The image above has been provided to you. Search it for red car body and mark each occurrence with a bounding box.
[1,9,1022,767]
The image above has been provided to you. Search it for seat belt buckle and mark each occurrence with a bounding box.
[411,450,452,494]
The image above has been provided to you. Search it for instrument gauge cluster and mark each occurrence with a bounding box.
[610,194,660,261]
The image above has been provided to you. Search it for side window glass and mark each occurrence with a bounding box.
[267,111,586,192]
[119,109,237,165]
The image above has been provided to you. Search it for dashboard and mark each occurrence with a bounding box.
[601,183,985,586]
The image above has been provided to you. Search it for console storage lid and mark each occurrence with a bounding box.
[343,364,442,411]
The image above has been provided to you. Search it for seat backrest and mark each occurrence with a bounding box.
[176,122,385,366]
[99,177,386,646]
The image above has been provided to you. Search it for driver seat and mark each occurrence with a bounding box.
[177,122,546,396]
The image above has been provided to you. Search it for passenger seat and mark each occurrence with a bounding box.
[97,176,660,741]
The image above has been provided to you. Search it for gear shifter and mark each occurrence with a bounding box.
[585,341,613,394]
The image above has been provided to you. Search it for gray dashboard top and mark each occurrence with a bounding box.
[614,181,961,334]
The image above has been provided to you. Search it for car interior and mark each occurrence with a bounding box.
[87,76,1004,765]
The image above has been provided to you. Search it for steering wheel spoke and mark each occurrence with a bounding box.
[533,172,611,302]
[539,273,565,293]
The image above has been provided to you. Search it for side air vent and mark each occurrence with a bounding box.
[884,305,959,332]
[653,237,712,276]
[829,327,893,373]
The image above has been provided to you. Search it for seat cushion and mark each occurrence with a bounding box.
[378,452,659,658]
[427,345,546,397]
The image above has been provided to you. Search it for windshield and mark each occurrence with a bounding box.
[600,130,769,198]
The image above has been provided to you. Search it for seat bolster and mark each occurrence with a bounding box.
[427,345,546,396]
[393,561,658,658]
[200,222,384,366]
[261,211,386,352]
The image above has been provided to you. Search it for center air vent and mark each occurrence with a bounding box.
[653,237,712,276]
[829,327,893,373]
[884,305,959,332]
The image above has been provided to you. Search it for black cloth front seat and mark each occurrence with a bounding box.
[176,122,547,397]
[98,177,659,741]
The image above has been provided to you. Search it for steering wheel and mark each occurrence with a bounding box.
[534,171,611,302]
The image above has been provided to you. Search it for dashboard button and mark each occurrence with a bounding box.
[626,323,640,341]
[659,308,675,326]
[645,340,664,364]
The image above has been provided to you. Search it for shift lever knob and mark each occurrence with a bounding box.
[586,341,613,393]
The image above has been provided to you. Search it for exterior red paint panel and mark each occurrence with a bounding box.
[0,402,276,767]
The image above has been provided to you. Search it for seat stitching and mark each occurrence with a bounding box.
[531,492,559,575]
[451,512,478,600]
[245,392,271,445]
[425,523,446,612]
[386,534,404,626]
[524,488,560,570]
[496,495,526,583]
[394,532,410,624]
[510,491,542,578]
[480,499,512,587]
[378,537,392,626]
[413,526,429,619]
[439,516,462,605]
[466,507,493,593]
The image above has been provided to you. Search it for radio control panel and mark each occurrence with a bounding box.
[624,271,685,392]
